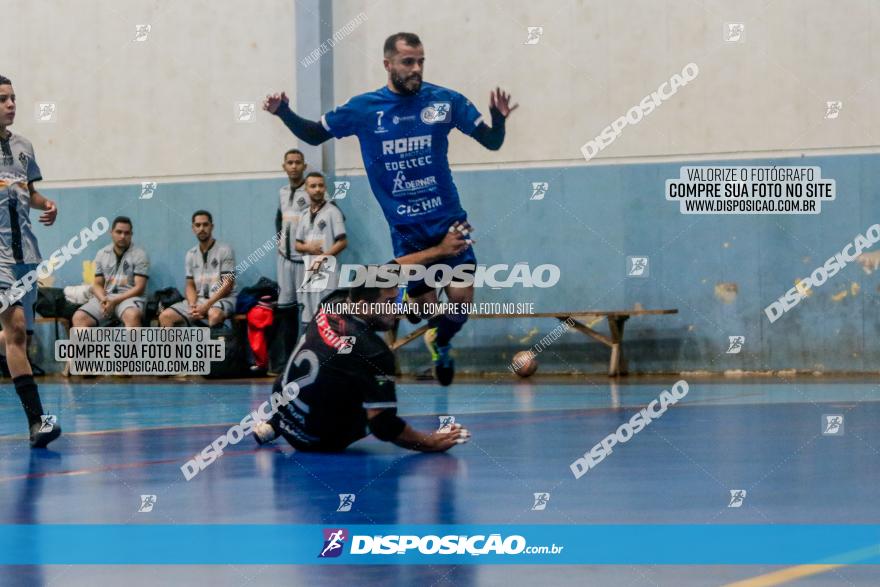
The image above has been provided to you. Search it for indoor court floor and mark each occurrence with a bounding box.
[1,376,878,586]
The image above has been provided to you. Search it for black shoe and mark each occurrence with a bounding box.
[434,355,455,386]
[424,329,455,386]
[30,415,61,448]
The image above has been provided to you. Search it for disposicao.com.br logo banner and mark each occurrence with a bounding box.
[1,525,880,565]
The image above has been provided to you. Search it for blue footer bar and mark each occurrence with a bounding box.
[1,525,879,565]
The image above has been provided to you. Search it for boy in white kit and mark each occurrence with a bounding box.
[275,148,309,356]
[294,172,347,327]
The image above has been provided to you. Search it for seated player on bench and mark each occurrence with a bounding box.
[158,210,237,328]
[252,228,472,453]
[72,216,149,328]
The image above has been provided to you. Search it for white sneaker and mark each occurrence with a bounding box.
[30,415,61,448]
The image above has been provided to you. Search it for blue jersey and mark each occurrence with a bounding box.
[321,82,483,242]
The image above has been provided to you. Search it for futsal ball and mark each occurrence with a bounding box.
[512,350,538,378]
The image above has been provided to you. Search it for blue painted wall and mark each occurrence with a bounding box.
[34,153,880,374]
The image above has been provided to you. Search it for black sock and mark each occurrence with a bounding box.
[13,375,44,428]
[280,306,300,359]
[431,312,469,347]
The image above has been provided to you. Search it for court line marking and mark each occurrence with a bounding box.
[0,395,755,441]
[722,543,880,586]
[0,421,230,442]
[0,446,286,484]
[2,394,878,441]
[2,395,874,483]
[0,407,681,483]
[722,564,845,586]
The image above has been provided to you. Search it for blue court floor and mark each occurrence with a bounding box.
[1,376,878,586]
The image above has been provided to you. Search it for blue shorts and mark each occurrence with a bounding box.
[0,263,38,333]
[390,220,477,296]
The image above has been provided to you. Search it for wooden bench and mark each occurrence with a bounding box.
[386,309,678,377]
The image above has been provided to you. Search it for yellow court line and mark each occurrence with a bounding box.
[722,564,845,586]
[722,543,880,586]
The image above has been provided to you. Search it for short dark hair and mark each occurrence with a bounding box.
[0,75,11,86]
[348,264,399,302]
[348,284,386,303]
[383,32,422,57]
[111,216,132,230]
[192,210,213,223]
[305,171,325,181]
[284,148,305,161]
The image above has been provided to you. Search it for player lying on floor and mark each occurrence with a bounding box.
[253,254,471,453]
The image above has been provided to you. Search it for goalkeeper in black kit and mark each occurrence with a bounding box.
[252,280,470,453]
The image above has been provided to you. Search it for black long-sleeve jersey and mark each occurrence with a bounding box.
[272,298,398,451]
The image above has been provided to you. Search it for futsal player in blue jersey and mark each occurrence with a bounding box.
[263,32,517,385]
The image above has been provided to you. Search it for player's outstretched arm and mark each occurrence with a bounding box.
[367,408,470,452]
[263,91,332,146]
[392,422,470,452]
[471,87,518,151]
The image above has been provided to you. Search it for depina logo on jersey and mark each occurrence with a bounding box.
[420,102,451,124]
[0,216,109,312]
[337,262,560,289]
[349,533,527,556]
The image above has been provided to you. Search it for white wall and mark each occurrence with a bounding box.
[330,0,879,171]
[5,0,877,182]
[6,0,297,183]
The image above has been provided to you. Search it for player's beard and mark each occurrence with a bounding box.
[390,71,422,95]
